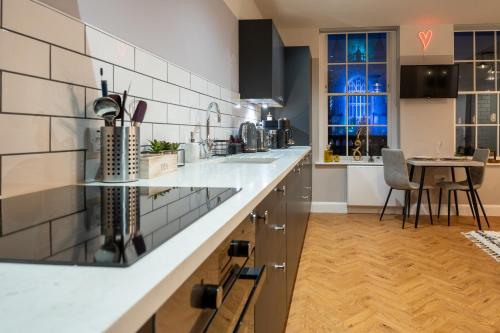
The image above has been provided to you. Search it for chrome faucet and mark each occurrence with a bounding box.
[202,102,222,159]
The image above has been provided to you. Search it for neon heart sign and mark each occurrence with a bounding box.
[418,30,433,50]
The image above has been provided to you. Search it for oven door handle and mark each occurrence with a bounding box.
[233,265,267,333]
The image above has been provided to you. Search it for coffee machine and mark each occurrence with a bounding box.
[263,118,294,149]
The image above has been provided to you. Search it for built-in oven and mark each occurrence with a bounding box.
[143,217,265,333]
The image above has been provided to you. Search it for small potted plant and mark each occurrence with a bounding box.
[140,140,180,179]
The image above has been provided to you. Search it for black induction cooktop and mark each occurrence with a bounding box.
[0,185,241,267]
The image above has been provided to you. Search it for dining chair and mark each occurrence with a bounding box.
[436,148,490,227]
[380,149,434,228]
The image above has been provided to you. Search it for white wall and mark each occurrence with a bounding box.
[39,0,240,91]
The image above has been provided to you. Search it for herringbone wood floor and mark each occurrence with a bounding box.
[286,213,500,333]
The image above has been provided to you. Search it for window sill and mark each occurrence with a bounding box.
[316,159,383,166]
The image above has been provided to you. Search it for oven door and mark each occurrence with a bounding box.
[204,260,266,333]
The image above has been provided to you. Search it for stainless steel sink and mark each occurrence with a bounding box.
[221,157,279,164]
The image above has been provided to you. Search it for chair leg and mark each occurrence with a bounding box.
[402,190,408,229]
[454,190,459,216]
[437,188,442,219]
[407,191,411,218]
[426,189,433,225]
[475,189,490,228]
[466,191,477,221]
[447,190,451,226]
[380,188,392,221]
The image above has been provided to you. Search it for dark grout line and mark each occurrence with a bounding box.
[0,149,86,158]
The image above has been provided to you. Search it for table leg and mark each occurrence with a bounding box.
[414,166,426,228]
[465,167,482,230]
[451,167,459,217]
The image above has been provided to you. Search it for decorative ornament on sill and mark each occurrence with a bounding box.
[418,30,433,50]
[352,127,366,161]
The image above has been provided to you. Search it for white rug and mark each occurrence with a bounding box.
[463,231,500,262]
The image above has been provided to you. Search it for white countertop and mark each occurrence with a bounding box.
[0,147,311,333]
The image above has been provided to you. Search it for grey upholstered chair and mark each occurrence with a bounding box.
[380,148,434,228]
[436,148,490,227]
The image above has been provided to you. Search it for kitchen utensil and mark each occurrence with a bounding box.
[100,68,108,97]
[101,126,140,182]
[132,100,147,127]
[93,97,121,126]
[108,94,122,126]
[120,90,128,127]
[238,122,257,153]
[269,129,278,149]
[256,124,270,152]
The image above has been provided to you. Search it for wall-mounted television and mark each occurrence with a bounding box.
[400,64,459,99]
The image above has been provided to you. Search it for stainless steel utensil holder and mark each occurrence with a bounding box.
[101,127,140,183]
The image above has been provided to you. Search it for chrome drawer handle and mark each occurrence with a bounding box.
[273,263,286,271]
[271,224,286,233]
[250,210,268,224]
[273,185,286,195]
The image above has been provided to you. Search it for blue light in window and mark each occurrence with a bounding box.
[368,64,386,93]
[328,34,346,63]
[328,96,346,125]
[328,65,346,93]
[348,34,366,62]
[368,96,387,125]
[348,95,367,125]
[347,65,366,93]
[368,33,387,62]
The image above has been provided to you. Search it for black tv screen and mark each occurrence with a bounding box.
[400,65,459,98]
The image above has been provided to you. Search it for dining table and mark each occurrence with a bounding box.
[406,157,485,230]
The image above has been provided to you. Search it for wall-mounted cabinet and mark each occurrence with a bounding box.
[239,19,285,107]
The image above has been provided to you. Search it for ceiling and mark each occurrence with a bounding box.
[254,0,500,29]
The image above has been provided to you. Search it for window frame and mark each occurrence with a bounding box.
[454,30,499,157]
[322,30,396,161]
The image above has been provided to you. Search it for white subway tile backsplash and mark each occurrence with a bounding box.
[153,80,179,104]
[168,64,190,88]
[221,114,233,128]
[179,125,196,143]
[135,49,167,81]
[180,88,199,108]
[51,117,102,151]
[2,151,84,196]
[168,104,191,125]
[85,88,103,119]
[2,73,85,117]
[0,114,49,154]
[114,67,152,99]
[0,29,50,78]
[207,82,221,98]
[153,124,180,142]
[199,95,218,110]
[220,87,232,102]
[140,123,153,147]
[85,27,134,70]
[3,0,84,52]
[190,108,205,126]
[190,74,207,94]
[51,46,113,90]
[142,100,168,123]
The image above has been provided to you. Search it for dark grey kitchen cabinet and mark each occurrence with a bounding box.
[254,180,287,333]
[239,19,285,107]
[284,152,312,310]
[254,153,312,333]
[273,47,312,145]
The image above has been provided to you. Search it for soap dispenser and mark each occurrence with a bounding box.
[185,131,200,163]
